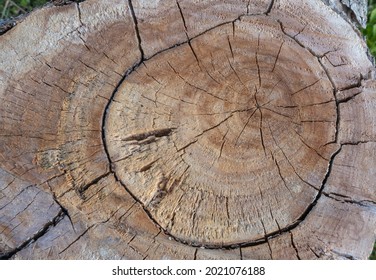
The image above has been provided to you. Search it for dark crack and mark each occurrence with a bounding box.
[227,56,250,93]
[341,140,376,146]
[46,181,76,232]
[290,231,301,260]
[291,128,329,161]
[272,41,284,72]
[139,158,160,172]
[128,0,145,60]
[168,60,233,104]
[227,36,234,59]
[265,0,275,15]
[58,224,93,254]
[246,0,251,14]
[278,20,340,145]
[267,122,320,192]
[291,79,321,96]
[337,91,362,104]
[122,128,175,142]
[77,172,111,196]
[235,108,258,145]
[256,34,262,88]
[323,191,376,208]
[259,106,267,156]
[59,206,124,255]
[0,184,35,211]
[76,2,84,26]
[309,246,321,258]
[187,41,200,65]
[270,152,294,196]
[195,114,233,138]
[0,210,65,260]
[176,0,187,32]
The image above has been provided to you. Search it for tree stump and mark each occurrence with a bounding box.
[0,0,375,260]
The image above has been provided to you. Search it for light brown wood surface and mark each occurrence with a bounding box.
[0,0,375,259]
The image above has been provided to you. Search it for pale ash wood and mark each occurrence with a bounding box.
[0,0,375,259]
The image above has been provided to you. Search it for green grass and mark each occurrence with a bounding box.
[370,241,376,260]
[362,0,376,56]
[0,0,48,20]
[363,0,376,261]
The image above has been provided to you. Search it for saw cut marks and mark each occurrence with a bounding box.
[105,16,338,247]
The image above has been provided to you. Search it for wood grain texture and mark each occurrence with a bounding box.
[105,15,337,246]
[0,0,375,259]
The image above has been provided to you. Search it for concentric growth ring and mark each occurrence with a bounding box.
[104,17,337,246]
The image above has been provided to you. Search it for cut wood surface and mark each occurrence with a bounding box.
[0,0,375,259]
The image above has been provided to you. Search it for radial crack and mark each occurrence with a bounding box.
[267,122,319,192]
[0,210,65,260]
[291,79,321,96]
[309,247,321,258]
[255,34,262,88]
[270,152,294,197]
[337,91,362,104]
[188,41,200,65]
[290,127,329,161]
[290,232,301,260]
[272,41,284,72]
[168,61,233,103]
[235,108,258,145]
[218,128,229,162]
[195,114,233,138]
[47,182,76,232]
[226,56,251,93]
[59,224,94,254]
[265,0,275,15]
[128,0,145,60]
[227,36,234,59]
[76,2,84,26]
[259,107,267,156]
[176,0,188,32]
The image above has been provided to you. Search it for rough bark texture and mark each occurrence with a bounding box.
[0,0,375,260]
[320,0,368,27]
